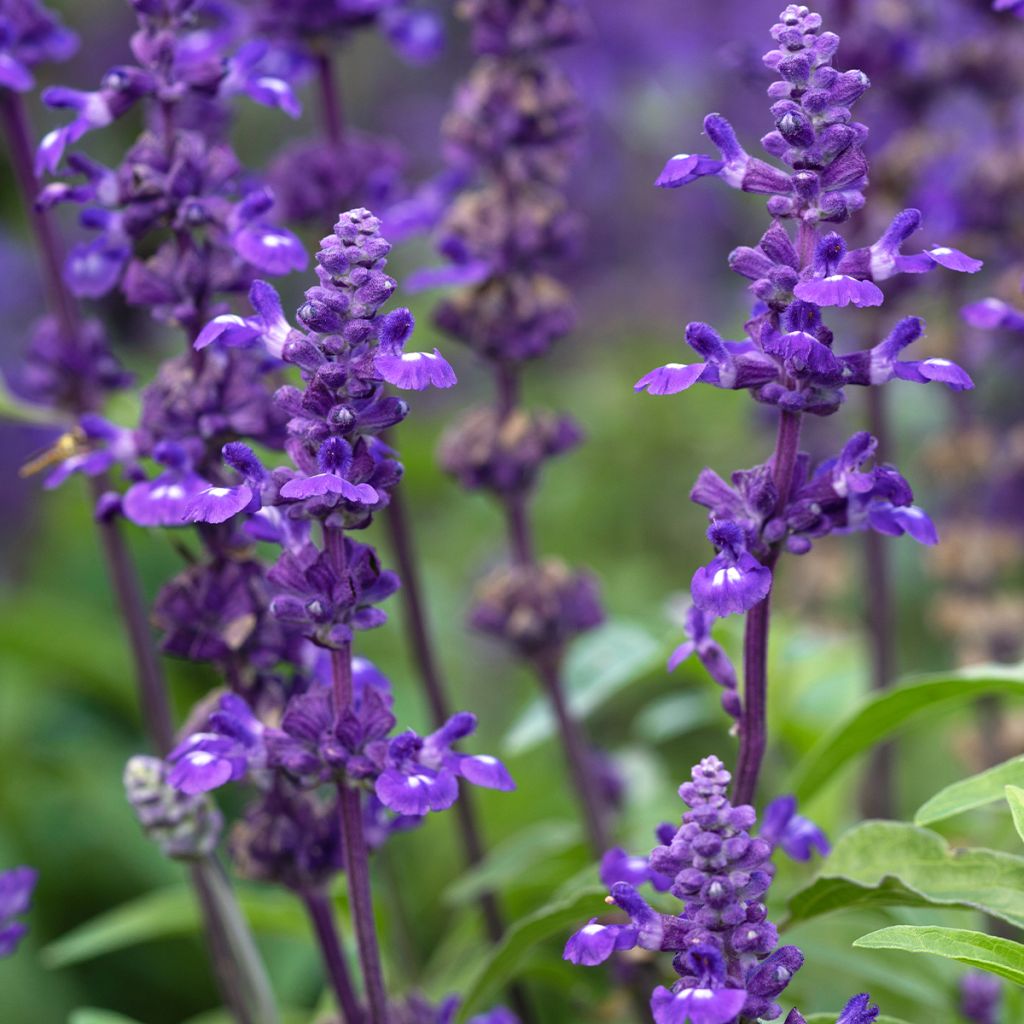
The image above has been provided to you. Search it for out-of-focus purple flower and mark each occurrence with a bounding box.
[668,606,739,720]
[599,847,671,892]
[759,795,829,862]
[0,866,37,958]
[122,442,210,528]
[960,971,1001,1024]
[0,0,76,92]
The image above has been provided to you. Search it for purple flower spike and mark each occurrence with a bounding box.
[563,918,639,966]
[635,362,707,396]
[691,523,772,618]
[760,795,830,861]
[0,867,38,959]
[650,984,746,1024]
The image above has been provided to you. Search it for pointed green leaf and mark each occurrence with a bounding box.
[503,620,663,755]
[456,885,608,1020]
[786,821,1024,931]
[854,925,1024,986]
[69,1012,147,1024]
[788,663,1024,803]
[443,820,582,907]
[915,755,1024,826]
[1006,786,1024,846]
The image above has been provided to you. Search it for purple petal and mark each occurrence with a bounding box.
[168,750,235,794]
[650,985,747,1024]
[868,503,938,545]
[0,55,33,92]
[655,153,724,188]
[235,224,307,275]
[122,472,209,527]
[835,994,880,1024]
[194,314,262,351]
[793,275,884,308]
[184,484,254,524]
[0,868,38,921]
[915,357,974,391]
[564,919,638,966]
[65,236,129,298]
[926,246,982,273]
[634,362,707,395]
[279,473,378,504]
[376,769,454,816]
[691,553,772,618]
[456,754,515,791]
[0,922,28,958]
[244,76,301,118]
[961,298,1024,330]
[375,349,457,390]
[667,641,696,672]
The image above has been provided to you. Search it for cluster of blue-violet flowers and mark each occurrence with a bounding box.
[418,0,611,855]
[566,757,875,1024]
[156,208,514,1023]
[640,4,979,806]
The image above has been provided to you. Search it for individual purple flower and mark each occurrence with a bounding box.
[0,0,76,92]
[563,917,639,967]
[0,867,37,958]
[599,847,672,892]
[221,40,302,118]
[195,279,295,357]
[668,606,740,720]
[374,307,457,390]
[786,994,880,1024]
[168,693,267,795]
[759,795,829,862]
[691,522,772,618]
[121,442,211,528]
[962,297,1024,333]
[229,188,308,277]
[279,437,380,504]
[650,946,747,1024]
[185,442,267,524]
[794,234,882,308]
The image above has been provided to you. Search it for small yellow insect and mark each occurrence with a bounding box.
[19,427,89,479]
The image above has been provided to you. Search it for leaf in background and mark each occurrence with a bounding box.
[632,692,717,743]
[788,664,1024,803]
[914,755,1024,826]
[456,885,607,1020]
[69,1012,147,1024]
[785,821,1024,931]
[1006,786,1024,846]
[443,820,582,907]
[42,882,310,969]
[42,886,198,969]
[854,926,1024,986]
[503,621,663,755]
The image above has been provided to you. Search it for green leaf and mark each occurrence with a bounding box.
[788,663,1024,803]
[43,886,198,969]
[1006,786,1024,846]
[854,925,1024,986]
[786,821,1024,931]
[443,820,582,907]
[503,620,663,754]
[42,880,309,969]
[914,754,1024,826]
[69,1012,146,1024]
[456,885,607,1020]
[632,692,718,743]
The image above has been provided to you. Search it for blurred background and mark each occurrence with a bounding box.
[2,0,1023,1021]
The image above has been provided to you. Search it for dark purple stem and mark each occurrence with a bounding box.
[315,51,345,147]
[733,409,802,807]
[491,364,608,854]
[301,887,364,1024]
[2,87,277,1024]
[383,487,511,942]
[860,384,896,818]
[323,523,389,1024]
[534,648,609,855]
